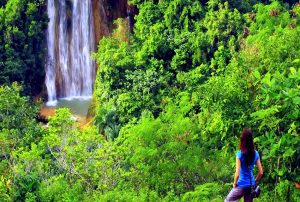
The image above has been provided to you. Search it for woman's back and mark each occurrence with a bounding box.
[236,150,260,188]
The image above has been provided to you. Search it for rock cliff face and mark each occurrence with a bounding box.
[92,0,128,44]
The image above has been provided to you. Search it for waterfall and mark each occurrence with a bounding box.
[45,0,56,105]
[45,0,95,105]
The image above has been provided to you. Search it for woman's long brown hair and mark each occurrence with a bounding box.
[239,129,255,165]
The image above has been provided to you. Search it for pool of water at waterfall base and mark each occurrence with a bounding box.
[45,96,92,116]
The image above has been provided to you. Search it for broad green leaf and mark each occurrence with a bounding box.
[262,72,271,86]
[292,59,300,64]
[290,67,297,75]
[254,70,261,79]
[262,94,270,105]
[283,148,295,158]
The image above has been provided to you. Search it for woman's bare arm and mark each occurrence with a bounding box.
[255,158,263,184]
[233,157,241,187]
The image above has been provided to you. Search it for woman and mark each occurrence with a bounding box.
[225,129,263,202]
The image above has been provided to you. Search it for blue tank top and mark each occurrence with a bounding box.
[236,150,260,188]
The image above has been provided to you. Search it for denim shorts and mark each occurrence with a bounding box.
[224,187,252,202]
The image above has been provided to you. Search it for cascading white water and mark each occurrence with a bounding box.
[45,0,95,106]
[70,0,95,97]
[45,0,56,105]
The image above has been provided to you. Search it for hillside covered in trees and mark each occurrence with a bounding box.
[0,0,300,201]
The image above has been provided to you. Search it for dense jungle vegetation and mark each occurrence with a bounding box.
[0,0,47,95]
[0,0,300,201]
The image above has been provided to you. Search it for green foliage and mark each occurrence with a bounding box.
[0,0,48,95]
[181,182,225,202]
[94,0,244,136]
[0,83,40,154]
[38,176,84,202]
[239,1,300,192]
[92,0,300,200]
[0,83,43,201]
[118,98,204,194]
